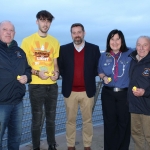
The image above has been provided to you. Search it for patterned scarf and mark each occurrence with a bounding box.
[110,50,121,81]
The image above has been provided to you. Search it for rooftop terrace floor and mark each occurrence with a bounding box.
[20,125,134,150]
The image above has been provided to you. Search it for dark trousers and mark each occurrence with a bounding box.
[101,86,130,150]
[29,84,58,149]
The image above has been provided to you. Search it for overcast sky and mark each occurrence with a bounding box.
[1,0,150,51]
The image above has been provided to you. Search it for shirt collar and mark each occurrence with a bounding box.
[73,41,85,52]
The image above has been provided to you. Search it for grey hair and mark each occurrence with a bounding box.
[0,20,15,31]
[136,36,150,44]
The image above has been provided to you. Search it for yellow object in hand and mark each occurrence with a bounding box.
[108,77,112,82]
[132,86,137,91]
[45,72,54,76]
[17,75,21,80]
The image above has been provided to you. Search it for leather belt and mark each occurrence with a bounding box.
[104,86,128,92]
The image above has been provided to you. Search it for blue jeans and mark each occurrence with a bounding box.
[0,101,23,150]
[29,84,58,149]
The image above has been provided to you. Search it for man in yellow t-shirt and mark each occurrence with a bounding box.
[21,10,60,150]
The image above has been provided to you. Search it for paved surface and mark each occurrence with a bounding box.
[20,125,134,150]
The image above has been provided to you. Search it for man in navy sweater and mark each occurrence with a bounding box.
[58,23,100,150]
[0,21,31,150]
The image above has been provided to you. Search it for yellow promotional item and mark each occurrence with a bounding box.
[108,77,112,82]
[132,86,137,91]
[45,72,54,76]
[17,75,21,80]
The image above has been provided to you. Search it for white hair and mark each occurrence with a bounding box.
[0,20,15,31]
[136,36,150,44]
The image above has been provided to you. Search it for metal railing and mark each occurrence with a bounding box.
[2,80,103,149]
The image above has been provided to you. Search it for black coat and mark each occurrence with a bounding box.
[0,40,31,104]
[58,42,101,98]
[128,51,150,115]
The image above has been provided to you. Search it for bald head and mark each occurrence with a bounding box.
[0,21,15,45]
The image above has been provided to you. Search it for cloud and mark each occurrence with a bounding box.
[1,0,150,50]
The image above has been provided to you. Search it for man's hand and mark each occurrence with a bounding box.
[38,70,49,80]
[132,88,145,97]
[18,75,28,84]
[50,71,59,81]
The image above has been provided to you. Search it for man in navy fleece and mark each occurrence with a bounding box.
[0,21,31,150]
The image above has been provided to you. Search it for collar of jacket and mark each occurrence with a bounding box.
[0,40,17,48]
[129,50,150,63]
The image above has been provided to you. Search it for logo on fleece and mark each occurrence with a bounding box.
[15,51,22,58]
[142,68,150,76]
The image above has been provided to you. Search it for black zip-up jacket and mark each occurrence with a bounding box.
[0,40,31,104]
[128,51,150,115]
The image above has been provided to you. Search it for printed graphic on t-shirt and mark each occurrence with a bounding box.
[30,41,54,70]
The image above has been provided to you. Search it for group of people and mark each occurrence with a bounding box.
[0,9,150,150]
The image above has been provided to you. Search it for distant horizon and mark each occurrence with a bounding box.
[14,31,136,51]
[14,35,135,52]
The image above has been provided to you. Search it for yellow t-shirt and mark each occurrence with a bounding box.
[21,33,60,84]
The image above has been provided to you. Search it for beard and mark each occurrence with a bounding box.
[39,26,49,34]
[73,36,83,45]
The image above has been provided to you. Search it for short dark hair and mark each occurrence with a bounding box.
[70,23,84,32]
[36,10,54,22]
[106,29,128,53]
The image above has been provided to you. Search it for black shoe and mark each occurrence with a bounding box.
[48,144,57,150]
[34,147,40,150]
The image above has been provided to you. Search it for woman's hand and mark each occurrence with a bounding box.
[103,76,110,84]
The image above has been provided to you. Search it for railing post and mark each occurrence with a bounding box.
[92,80,103,113]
